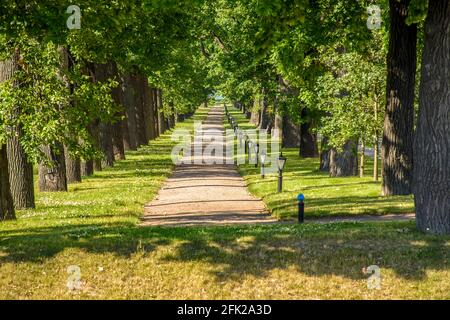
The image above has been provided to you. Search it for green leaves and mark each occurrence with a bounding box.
[406,0,428,25]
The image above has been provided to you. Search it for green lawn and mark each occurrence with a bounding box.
[0,105,448,300]
[225,106,415,219]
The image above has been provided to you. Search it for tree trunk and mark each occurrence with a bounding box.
[167,101,176,129]
[273,112,282,136]
[329,140,358,177]
[94,63,115,167]
[282,115,300,148]
[81,160,94,177]
[142,77,156,141]
[60,48,82,184]
[1,51,35,209]
[112,121,125,160]
[64,146,81,183]
[373,134,379,181]
[6,122,35,209]
[38,143,67,192]
[122,73,137,150]
[99,122,114,167]
[152,88,160,137]
[111,75,126,161]
[259,89,270,130]
[360,140,365,178]
[132,74,146,146]
[0,144,15,220]
[320,137,331,172]
[250,98,261,127]
[299,109,319,158]
[381,0,417,196]
[157,89,166,135]
[414,0,450,235]
[89,120,102,172]
[374,100,380,182]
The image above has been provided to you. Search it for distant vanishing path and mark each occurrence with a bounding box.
[141,105,275,227]
[141,105,415,227]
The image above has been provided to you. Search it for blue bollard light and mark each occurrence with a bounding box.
[297,193,305,224]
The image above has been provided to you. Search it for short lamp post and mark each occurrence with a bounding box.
[244,134,249,154]
[277,153,287,193]
[260,151,266,178]
[297,193,305,224]
[253,143,259,168]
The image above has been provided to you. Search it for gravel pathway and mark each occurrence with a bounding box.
[141,105,275,227]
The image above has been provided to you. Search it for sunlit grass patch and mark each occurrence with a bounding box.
[226,105,415,219]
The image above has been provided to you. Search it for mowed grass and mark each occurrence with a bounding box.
[0,105,448,300]
[1,221,449,299]
[225,106,415,219]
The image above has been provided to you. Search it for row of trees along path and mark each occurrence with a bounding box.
[0,1,448,234]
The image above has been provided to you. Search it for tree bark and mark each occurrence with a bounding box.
[299,109,319,158]
[6,120,35,209]
[245,100,252,119]
[282,115,300,148]
[111,73,125,161]
[273,112,282,136]
[94,63,115,167]
[157,89,167,136]
[1,51,35,209]
[152,88,160,137]
[373,135,379,181]
[250,100,260,126]
[99,122,114,167]
[134,74,147,146]
[64,146,81,183]
[89,120,102,172]
[414,0,450,235]
[329,140,358,177]
[38,143,67,192]
[374,100,380,182]
[259,89,270,130]
[59,48,82,184]
[167,101,176,129]
[381,0,417,196]
[122,73,137,150]
[320,137,331,172]
[0,144,15,220]
[142,77,156,141]
[81,160,94,177]
[360,140,365,178]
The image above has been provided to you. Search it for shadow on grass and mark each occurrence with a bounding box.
[266,195,414,218]
[0,107,439,288]
[0,221,448,282]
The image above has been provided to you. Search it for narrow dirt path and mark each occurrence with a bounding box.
[141,105,275,227]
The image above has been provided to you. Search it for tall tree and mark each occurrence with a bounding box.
[0,54,17,219]
[122,73,138,150]
[414,0,450,235]
[1,50,35,209]
[381,0,417,196]
[0,144,15,220]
